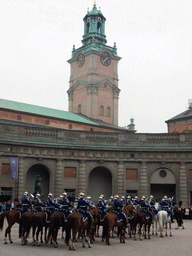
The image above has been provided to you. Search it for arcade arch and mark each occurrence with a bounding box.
[150,168,176,201]
[88,166,112,202]
[26,164,50,199]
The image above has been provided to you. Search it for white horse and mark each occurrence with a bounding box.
[157,210,172,237]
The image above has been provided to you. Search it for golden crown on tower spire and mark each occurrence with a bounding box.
[93,2,96,7]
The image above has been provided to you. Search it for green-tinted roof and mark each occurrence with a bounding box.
[0,99,98,126]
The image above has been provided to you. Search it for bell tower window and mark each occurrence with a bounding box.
[87,23,90,34]
[106,107,111,117]
[100,105,104,116]
[97,22,101,34]
[78,104,82,114]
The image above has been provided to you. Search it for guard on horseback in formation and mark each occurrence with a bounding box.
[46,192,60,221]
[76,192,94,229]
[97,194,107,222]
[34,193,46,212]
[149,195,158,216]
[21,191,32,212]
[59,192,73,222]
[112,195,127,227]
[160,195,174,223]
[126,195,133,205]
[132,196,140,212]
[121,196,127,206]
[140,196,153,219]
[86,196,94,207]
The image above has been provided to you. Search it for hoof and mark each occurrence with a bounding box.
[170,234,172,237]
[4,242,8,244]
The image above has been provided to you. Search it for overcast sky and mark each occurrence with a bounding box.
[1,0,192,133]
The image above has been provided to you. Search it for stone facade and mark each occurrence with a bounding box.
[1,120,192,204]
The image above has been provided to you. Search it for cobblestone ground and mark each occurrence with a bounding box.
[0,220,192,256]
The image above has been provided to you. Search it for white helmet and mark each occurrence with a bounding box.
[135,196,138,199]
[110,196,113,199]
[164,195,167,199]
[59,195,63,198]
[63,192,67,196]
[79,192,84,198]
[24,191,28,196]
[121,196,125,199]
[36,193,40,198]
[150,195,153,198]
[48,192,53,197]
[127,195,131,199]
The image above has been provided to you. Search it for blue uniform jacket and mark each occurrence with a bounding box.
[34,198,45,212]
[21,196,31,212]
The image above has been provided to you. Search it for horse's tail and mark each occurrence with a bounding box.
[0,211,7,230]
[102,217,109,238]
[158,211,164,233]
[19,217,22,238]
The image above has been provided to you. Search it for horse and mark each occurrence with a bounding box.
[157,210,172,237]
[19,211,34,245]
[46,211,65,247]
[0,209,21,244]
[131,207,154,240]
[31,212,49,246]
[102,204,133,245]
[65,211,93,250]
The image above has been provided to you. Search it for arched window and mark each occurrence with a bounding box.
[100,105,104,116]
[78,104,82,114]
[106,107,111,117]
[87,23,90,33]
[97,22,101,34]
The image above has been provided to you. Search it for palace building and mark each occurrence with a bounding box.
[1,3,192,204]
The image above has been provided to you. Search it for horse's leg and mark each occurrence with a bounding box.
[155,220,158,235]
[139,224,142,240]
[32,226,36,246]
[165,223,168,236]
[144,224,147,239]
[148,224,151,239]
[152,222,154,235]
[72,229,76,250]
[36,226,41,246]
[169,222,172,236]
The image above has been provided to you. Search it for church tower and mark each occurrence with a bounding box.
[67,3,121,125]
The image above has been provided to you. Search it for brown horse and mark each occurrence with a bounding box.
[31,212,49,246]
[102,204,133,245]
[65,211,93,250]
[0,209,21,244]
[89,206,99,240]
[19,211,34,245]
[131,207,154,240]
[46,211,65,247]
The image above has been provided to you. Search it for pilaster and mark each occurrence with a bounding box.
[18,157,24,199]
[140,161,148,198]
[179,162,187,204]
[116,161,124,196]
[54,159,63,198]
[78,160,86,194]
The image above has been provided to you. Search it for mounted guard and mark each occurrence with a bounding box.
[140,196,153,219]
[97,195,107,222]
[34,193,46,212]
[21,191,32,212]
[46,192,60,221]
[149,195,158,216]
[160,195,174,223]
[112,195,127,227]
[76,192,94,229]
[59,192,73,221]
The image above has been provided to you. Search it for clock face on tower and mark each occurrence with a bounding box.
[76,53,85,67]
[100,51,111,66]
